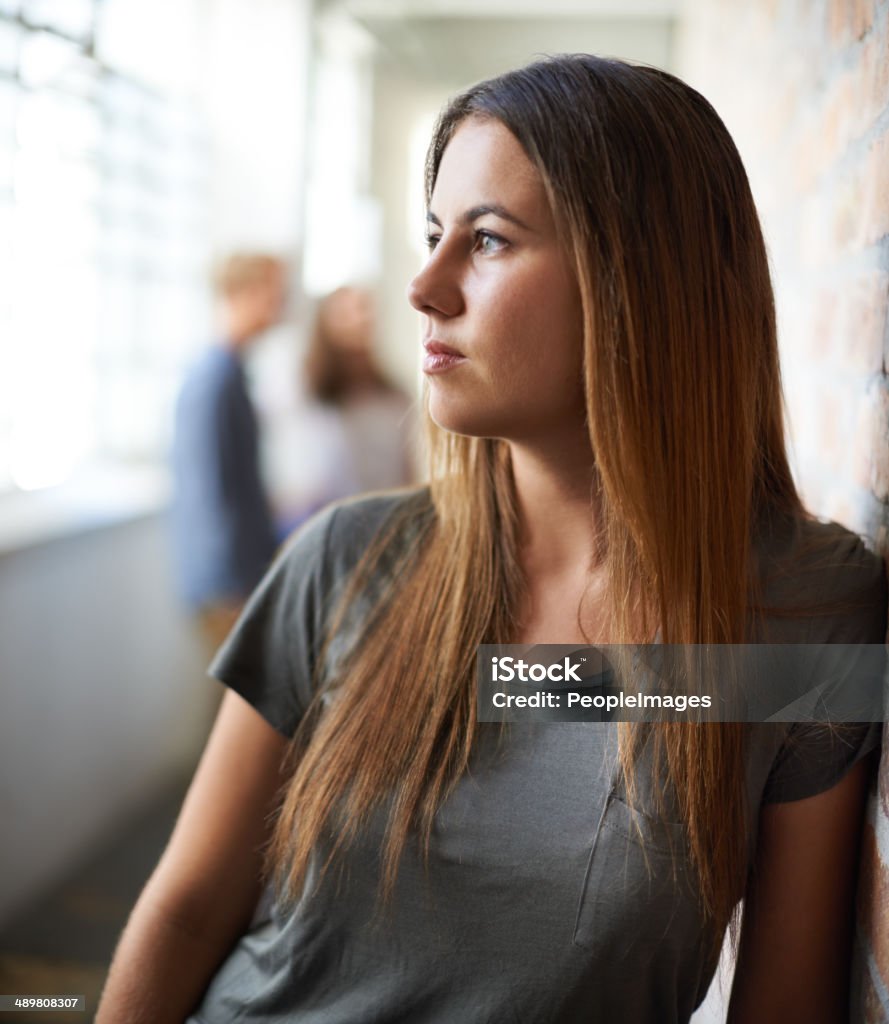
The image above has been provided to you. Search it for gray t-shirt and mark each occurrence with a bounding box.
[186,489,888,1024]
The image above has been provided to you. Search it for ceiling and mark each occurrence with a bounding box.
[368,17,673,84]
[320,0,678,16]
[317,0,678,85]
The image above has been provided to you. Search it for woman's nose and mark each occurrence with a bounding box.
[407,248,463,318]
[406,270,427,313]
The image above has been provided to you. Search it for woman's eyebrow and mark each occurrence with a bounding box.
[426,204,532,231]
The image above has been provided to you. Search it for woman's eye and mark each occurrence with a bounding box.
[424,233,441,251]
[475,230,507,254]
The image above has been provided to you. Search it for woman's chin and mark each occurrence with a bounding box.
[427,402,501,440]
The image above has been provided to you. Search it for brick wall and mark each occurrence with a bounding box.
[678,1,889,1019]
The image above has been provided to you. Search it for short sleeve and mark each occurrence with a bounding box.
[207,504,339,738]
[761,721,882,804]
[761,533,888,804]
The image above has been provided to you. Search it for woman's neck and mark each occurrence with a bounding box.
[506,438,608,644]
[509,437,603,582]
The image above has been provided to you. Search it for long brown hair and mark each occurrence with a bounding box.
[268,54,805,958]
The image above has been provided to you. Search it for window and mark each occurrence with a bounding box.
[0,0,210,493]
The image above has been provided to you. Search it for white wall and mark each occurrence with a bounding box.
[0,515,213,926]
[198,0,314,254]
[370,63,450,395]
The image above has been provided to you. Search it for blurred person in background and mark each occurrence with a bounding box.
[170,252,287,649]
[280,284,415,529]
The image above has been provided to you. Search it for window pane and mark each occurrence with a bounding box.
[1,7,211,493]
[0,18,22,73]
[23,0,94,43]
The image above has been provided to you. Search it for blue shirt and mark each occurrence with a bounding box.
[170,345,277,609]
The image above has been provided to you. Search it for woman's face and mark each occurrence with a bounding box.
[408,117,585,446]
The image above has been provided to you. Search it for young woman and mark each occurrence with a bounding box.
[96,54,887,1024]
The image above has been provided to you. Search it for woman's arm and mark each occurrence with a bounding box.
[95,690,291,1024]
[727,756,874,1024]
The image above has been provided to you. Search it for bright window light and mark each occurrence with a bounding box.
[0,2,210,495]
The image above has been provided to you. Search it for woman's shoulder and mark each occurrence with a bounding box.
[754,512,887,643]
[278,485,432,583]
[208,486,434,735]
[326,484,431,533]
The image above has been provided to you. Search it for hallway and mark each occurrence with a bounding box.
[0,777,188,1022]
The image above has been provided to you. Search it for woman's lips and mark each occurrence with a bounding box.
[423,341,467,375]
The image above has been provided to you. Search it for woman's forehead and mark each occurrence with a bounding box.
[431,119,547,223]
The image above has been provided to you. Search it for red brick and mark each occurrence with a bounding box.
[871,377,889,500]
[853,29,889,137]
[869,32,889,122]
[815,387,850,465]
[819,68,856,159]
[829,0,878,48]
[826,134,889,252]
[855,378,889,494]
[863,966,886,1024]
[843,271,888,374]
[760,82,801,149]
[828,0,846,46]
[852,0,877,41]
[809,286,841,359]
[830,159,868,251]
[823,487,862,527]
[863,131,889,245]
[857,819,889,980]
[880,737,889,819]
[678,0,889,564]
[797,196,830,266]
[856,393,877,490]
[792,116,835,194]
